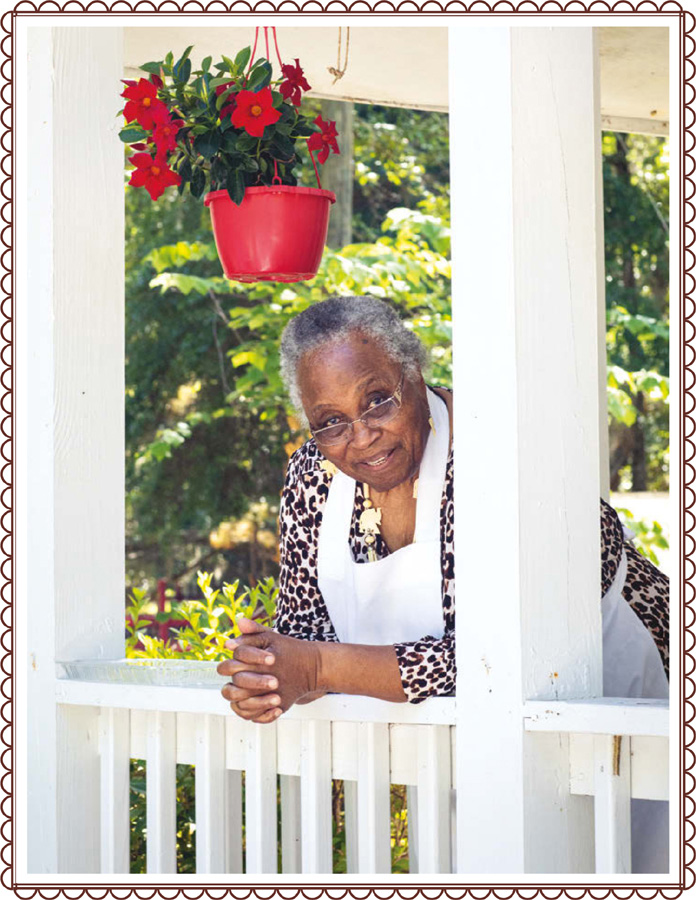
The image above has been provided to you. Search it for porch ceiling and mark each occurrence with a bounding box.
[124,26,669,135]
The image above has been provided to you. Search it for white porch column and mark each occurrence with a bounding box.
[25,27,125,873]
[451,27,604,873]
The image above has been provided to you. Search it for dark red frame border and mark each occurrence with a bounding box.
[3,4,691,896]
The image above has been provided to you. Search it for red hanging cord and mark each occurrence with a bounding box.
[272,159,282,185]
[272,27,284,70]
[264,27,270,62]
[308,149,322,191]
[247,27,260,82]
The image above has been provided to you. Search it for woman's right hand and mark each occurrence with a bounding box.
[217,618,283,724]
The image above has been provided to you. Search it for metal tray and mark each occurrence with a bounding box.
[57,658,227,687]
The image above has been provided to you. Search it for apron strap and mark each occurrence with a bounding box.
[413,388,450,544]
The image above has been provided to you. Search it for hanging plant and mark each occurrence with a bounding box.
[119,36,339,282]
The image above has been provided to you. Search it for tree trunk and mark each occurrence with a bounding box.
[609,422,633,491]
[630,391,647,491]
[319,99,354,249]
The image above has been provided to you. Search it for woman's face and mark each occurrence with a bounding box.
[297,331,430,492]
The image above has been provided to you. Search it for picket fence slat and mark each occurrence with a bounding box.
[569,733,669,801]
[245,722,278,873]
[194,715,226,873]
[344,779,358,873]
[333,720,359,781]
[280,774,302,873]
[146,710,177,874]
[594,734,632,873]
[416,724,451,873]
[357,722,391,872]
[407,786,419,873]
[99,707,130,874]
[224,769,244,873]
[300,719,333,873]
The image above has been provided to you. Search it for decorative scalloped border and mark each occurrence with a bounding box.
[2,4,691,896]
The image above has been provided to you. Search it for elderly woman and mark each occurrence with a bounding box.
[218,296,669,734]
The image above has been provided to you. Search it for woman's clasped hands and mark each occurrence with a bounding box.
[217,616,324,724]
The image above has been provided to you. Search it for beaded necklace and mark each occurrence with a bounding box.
[357,415,434,562]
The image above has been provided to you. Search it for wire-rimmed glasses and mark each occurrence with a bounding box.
[311,371,405,446]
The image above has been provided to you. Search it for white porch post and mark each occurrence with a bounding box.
[451,27,604,873]
[26,27,125,872]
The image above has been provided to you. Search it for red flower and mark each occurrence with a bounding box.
[279,59,311,107]
[215,81,238,120]
[122,78,168,131]
[231,87,281,138]
[152,117,183,153]
[307,116,340,164]
[128,152,181,201]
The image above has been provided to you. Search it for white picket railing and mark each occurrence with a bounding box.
[55,674,668,876]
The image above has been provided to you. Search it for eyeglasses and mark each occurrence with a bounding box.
[311,372,405,447]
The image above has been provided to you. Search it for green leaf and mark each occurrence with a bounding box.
[232,349,266,370]
[174,45,194,70]
[120,125,148,143]
[271,133,296,160]
[245,61,272,92]
[178,158,192,183]
[226,168,245,206]
[174,57,192,85]
[234,47,251,72]
[193,131,221,160]
[293,122,316,138]
[190,166,206,199]
[222,55,237,74]
[271,91,284,109]
[216,86,236,110]
[140,61,163,76]
[236,132,257,153]
[201,55,212,73]
[221,131,238,152]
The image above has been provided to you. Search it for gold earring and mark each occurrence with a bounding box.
[428,416,436,435]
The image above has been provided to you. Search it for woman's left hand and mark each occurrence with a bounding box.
[217,617,321,721]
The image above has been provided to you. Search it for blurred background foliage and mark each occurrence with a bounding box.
[125,103,669,598]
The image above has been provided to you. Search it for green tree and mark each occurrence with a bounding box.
[603,132,669,491]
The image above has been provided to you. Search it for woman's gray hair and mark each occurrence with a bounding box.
[280,295,428,415]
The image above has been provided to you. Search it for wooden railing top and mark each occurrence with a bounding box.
[55,674,458,725]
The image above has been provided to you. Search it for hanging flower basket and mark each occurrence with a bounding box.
[205,185,335,283]
[118,29,341,284]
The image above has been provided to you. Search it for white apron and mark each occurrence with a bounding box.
[317,388,449,645]
[602,531,669,874]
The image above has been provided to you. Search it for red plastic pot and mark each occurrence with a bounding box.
[204,185,336,283]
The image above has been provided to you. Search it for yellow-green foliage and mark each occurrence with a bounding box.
[125,571,277,661]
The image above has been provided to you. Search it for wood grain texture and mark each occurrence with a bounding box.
[33,25,125,875]
[99,707,130,874]
[195,715,226,873]
[146,711,177,874]
[300,719,332,873]
[451,26,604,874]
[52,26,125,662]
[26,26,58,874]
[594,733,632,872]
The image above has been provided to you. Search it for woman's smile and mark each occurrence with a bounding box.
[358,447,397,470]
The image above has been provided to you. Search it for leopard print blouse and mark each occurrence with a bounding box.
[275,439,669,702]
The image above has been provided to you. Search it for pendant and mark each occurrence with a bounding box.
[359,506,382,535]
